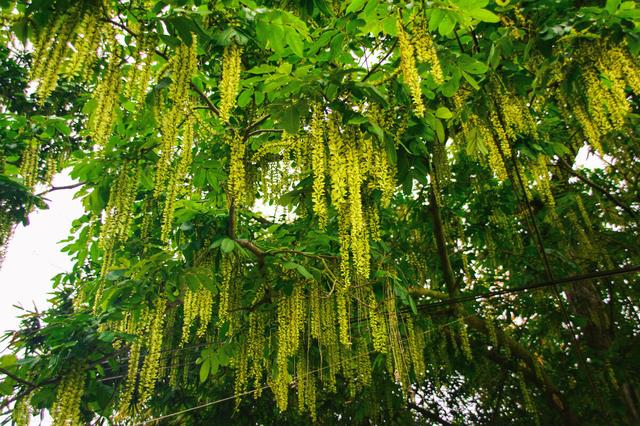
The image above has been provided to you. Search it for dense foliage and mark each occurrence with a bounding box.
[0,0,639,424]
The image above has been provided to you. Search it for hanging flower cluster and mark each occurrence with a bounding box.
[219,44,242,123]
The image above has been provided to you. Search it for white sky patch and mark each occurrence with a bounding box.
[0,171,83,347]
[574,143,606,170]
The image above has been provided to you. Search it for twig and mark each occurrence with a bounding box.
[362,40,398,82]
[0,368,37,388]
[35,182,85,197]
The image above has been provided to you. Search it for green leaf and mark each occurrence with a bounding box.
[468,8,500,23]
[51,120,71,136]
[435,107,453,119]
[0,354,17,368]
[429,8,444,33]
[277,104,301,133]
[287,29,305,57]
[98,331,117,343]
[460,58,489,74]
[295,264,314,280]
[199,359,210,383]
[438,12,456,36]
[346,0,367,14]
[123,100,137,113]
[237,90,253,108]
[247,64,277,74]
[606,0,621,14]
[461,70,480,90]
[221,238,235,254]
[434,118,445,142]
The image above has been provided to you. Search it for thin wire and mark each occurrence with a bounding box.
[8,265,639,389]
[132,316,471,425]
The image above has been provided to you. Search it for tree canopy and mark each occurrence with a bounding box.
[0,0,639,424]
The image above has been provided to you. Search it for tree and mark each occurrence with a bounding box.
[0,0,639,424]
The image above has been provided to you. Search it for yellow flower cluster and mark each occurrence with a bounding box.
[218,254,234,329]
[273,285,307,412]
[181,286,214,344]
[137,297,167,405]
[19,139,40,189]
[31,8,82,102]
[366,206,381,243]
[371,146,395,207]
[98,161,140,280]
[558,41,638,155]
[117,340,142,419]
[155,37,198,197]
[484,311,499,347]
[89,58,122,146]
[457,315,473,361]
[568,211,593,251]
[309,281,321,339]
[574,194,592,230]
[385,286,410,392]
[489,109,512,159]
[432,138,451,198]
[116,306,150,419]
[327,115,348,207]
[470,114,509,181]
[219,44,242,123]
[161,116,195,243]
[396,17,425,117]
[531,155,555,209]
[319,290,339,393]
[252,132,304,205]
[296,354,317,421]
[227,132,247,204]
[66,6,106,80]
[310,105,328,229]
[44,155,58,185]
[336,288,350,346]
[405,316,426,378]
[247,309,267,397]
[582,67,615,135]
[233,344,250,407]
[12,395,31,426]
[346,142,370,281]
[570,101,603,154]
[356,338,373,387]
[605,44,640,95]
[496,88,538,144]
[126,36,155,106]
[277,285,306,365]
[413,18,444,85]
[51,364,86,426]
[517,372,536,414]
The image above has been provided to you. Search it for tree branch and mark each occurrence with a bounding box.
[407,402,453,426]
[557,158,637,221]
[362,39,398,82]
[35,182,85,197]
[0,368,37,388]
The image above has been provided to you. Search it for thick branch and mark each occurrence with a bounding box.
[429,188,457,297]
[425,184,577,423]
[467,315,577,424]
[408,288,448,299]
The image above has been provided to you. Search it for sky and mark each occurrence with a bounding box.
[0,171,84,347]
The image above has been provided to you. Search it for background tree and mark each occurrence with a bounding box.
[0,0,639,424]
